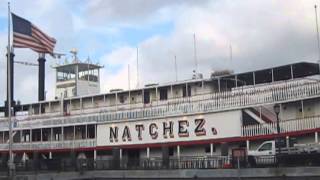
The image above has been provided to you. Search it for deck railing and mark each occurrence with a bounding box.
[241,115,320,137]
[0,139,96,151]
[11,156,232,172]
[0,80,319,130]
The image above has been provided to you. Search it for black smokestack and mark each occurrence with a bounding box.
[38,55,46,102]
[5,52,15,117]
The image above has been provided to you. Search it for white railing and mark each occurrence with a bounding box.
[0,139,96,151]
[241,115,320,137]
[0,81,319,130]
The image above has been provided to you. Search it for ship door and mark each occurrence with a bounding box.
[63,101,70,115]
[127,149,140,168]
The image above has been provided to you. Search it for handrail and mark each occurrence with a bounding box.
[0,139,97,150]
[241,115,320,137]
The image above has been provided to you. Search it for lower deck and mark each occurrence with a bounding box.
[0,131,317,170]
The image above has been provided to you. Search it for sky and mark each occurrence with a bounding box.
[0,0,319,104]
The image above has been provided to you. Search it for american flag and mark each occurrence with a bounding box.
[12,13,56,54]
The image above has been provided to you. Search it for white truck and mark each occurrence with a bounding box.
[247,140,320,167]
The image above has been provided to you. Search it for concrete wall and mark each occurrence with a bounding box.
[12,167,320,180]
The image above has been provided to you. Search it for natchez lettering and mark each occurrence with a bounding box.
[109,119,218,142]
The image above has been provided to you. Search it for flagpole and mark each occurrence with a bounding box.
[315,5,320,61]
[7,1,15,178]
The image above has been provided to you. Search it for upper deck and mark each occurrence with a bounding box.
[0,61,317,129]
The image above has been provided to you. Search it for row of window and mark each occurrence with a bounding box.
[118,86,193,104]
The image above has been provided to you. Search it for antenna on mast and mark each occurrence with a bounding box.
[315,5,320,61]
[174,55,178,82]
[192,33,203,79]
[128,64,131,90]
[230,44,233,62]
[70,48,78,63]
[193,33,198,73]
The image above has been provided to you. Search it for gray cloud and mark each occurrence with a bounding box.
[85,0,209,26]
[135,0,319,85]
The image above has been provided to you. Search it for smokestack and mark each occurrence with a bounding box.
[38,54,46,102]
[5,52,15,117]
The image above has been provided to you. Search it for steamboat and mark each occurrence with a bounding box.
[1,50,320,171]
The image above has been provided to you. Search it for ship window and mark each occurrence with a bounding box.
[144,91,150,104]
[53,127,61,141]
[205,145,210,153]
[169,147,174,156]
[22,130,30,142]
[292,63,320,78]
[42,128,50,141]
[87,125,95,139]
[119,95,125,103]
[255,70,272,84]
[182,85,186,97]
[205,145,216,153]
[72,88,76,96]
[63,101,69,114]
[159,88,168,100]
[32,129,41,142]
[182,85,191,97]
[273,66,292,81]
[237,73,254,86]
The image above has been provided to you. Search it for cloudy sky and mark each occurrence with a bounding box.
[0,0,319,104]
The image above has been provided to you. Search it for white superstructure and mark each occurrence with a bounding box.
[0,61,319,170]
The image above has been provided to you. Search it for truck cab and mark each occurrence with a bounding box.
[248,140,276,165]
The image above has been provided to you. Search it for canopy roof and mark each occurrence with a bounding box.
[53,62,103,73]
[219,62,320,86]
